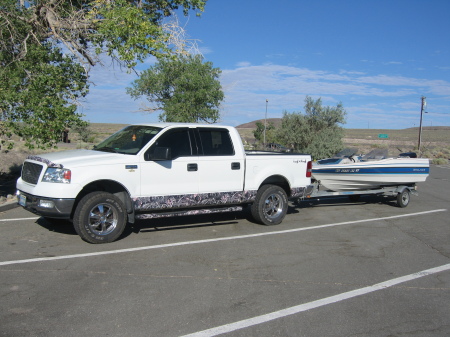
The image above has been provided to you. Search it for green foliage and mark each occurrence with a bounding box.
[0,42,89,149]
[127,54,224,123]
[1,0,207,68]
[89,0,168,67]
[253,121,276,144]
[275,96,347,159]
[0,0,206,148]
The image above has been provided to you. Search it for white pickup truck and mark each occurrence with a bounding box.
[16,124,312,243]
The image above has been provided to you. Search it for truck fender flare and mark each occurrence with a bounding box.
[75,180,135,222]
[259,174,291,196]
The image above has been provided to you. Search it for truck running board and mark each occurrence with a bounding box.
[135,206,244,220]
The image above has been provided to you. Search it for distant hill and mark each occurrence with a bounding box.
[237,119,450,132]
[236,118,282,129]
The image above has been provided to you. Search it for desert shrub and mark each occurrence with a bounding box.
[432,158,448,165]
[422,150,433,158]
[440,147,450,156]
[275,97,346,159]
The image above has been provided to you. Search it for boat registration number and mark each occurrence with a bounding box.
[336,168,360,173]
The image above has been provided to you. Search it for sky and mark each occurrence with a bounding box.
[78,0,450,129]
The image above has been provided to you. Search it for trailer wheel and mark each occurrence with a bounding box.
[251,185,288,226]
[73,192,127,244]
[396,189,410,208]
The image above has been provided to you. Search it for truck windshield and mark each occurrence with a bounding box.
[94,126,162,155]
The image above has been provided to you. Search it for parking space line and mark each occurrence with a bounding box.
[0,209,446,267]
[0,217,39,222]
[180,263,450,337]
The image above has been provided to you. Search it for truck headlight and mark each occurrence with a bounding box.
[42,168,71,183]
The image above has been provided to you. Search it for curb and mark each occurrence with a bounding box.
[0,200,19,213]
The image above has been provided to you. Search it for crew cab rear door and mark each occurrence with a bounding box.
[194,127,245,195]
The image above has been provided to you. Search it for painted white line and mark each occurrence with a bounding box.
[0,217,39,222]
[181,263,450,337]
[0,209,446,267]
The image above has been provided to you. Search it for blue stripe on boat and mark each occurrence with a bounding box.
[312,167,429,174]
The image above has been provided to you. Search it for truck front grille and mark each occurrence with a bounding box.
[22,162,44,185]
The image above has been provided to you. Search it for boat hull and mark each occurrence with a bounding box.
[312,158,430,191]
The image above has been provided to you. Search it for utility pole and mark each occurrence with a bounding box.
[418,96,426,155]
[263,99,268,146]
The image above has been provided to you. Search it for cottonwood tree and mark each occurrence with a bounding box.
[1,0,206,68]
[127,54,223,123]
[0,0,206,149]
[276,96,346,159]
[0,41,89,149]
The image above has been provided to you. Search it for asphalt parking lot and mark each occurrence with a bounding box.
[1,165,449,337]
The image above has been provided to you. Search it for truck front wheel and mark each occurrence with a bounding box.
[73,192,127,244]
[251,185,288,226]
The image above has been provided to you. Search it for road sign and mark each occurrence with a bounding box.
[378,134,389,139]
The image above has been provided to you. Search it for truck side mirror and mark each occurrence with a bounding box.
[147,146,172,161]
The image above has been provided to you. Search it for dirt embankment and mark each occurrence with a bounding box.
[0,151,28,203]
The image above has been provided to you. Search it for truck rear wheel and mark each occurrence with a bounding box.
[251,185,288,226]
[73,192,127,244]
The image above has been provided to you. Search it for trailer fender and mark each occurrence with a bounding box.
[395,185,418,197]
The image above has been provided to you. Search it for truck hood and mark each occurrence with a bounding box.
[27,149,136,168]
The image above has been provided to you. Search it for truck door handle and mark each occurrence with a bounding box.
[231,162,240,170]
[187,163,198,171]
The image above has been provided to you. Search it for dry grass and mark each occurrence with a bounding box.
[342,127,450,159]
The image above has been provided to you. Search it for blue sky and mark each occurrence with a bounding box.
[79,0,450,129]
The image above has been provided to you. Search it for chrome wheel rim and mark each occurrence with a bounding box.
[264,194,283,220]
[88,203,118,236]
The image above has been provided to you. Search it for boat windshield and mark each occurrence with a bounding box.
[333,148,359,158]
[93,126,162,155]
[361,148,389,160]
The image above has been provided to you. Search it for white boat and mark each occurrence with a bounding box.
[312,149,430,191]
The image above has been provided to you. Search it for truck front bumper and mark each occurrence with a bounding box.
[16,190,75,219]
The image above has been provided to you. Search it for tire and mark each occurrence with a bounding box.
[396,189,410,208]
[73,192,127,244]
[251,185,288,226]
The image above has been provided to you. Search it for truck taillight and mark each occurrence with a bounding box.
[306,161,312,178]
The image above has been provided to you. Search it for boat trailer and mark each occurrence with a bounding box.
[303,181,419,208]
